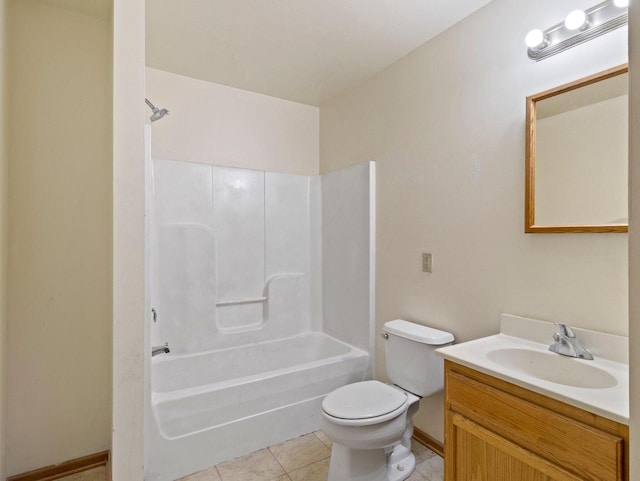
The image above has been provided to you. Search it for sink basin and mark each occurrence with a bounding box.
[486,348,617,389]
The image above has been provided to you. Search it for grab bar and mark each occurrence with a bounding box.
[215,297,267,307]
[215,273,303,308]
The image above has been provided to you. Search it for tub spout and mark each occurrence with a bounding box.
[152,342,170,357]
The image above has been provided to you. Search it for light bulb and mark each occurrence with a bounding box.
[565,10,588,30]
[613,0,629,7]
[525,29,546,49]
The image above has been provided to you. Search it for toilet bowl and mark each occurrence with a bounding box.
[321,320,454,481]
[321,381,420,481]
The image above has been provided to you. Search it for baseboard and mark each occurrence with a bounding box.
[413,427,444,458]
[7,451,110,481]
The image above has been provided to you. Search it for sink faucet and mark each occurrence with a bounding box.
[549,323,593,360]
[152,342,170,357]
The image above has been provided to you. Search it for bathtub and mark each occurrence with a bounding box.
[145,332,369,481]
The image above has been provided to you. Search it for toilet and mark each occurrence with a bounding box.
[321,319,454,481]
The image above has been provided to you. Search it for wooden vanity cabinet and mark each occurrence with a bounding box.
[444,360,629,481]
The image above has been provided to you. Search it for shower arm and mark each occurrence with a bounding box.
[145,98,158,113]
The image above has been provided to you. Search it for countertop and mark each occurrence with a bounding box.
[436,314,629,425]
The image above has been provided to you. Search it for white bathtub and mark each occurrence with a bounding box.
[145,332,369,481]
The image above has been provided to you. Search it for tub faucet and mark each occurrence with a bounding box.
[152,342,170,357]
[549,323,593,360]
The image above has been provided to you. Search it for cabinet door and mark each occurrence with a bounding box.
[448,413,585,481]
[444,363,626,481]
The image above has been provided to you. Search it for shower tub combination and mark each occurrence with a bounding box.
[153,333,368,438]
[146,333,368,481]
[144,153,375,481]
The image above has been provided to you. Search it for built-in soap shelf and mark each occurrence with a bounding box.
[215,272,303,308]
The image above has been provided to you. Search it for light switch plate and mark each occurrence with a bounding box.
[422,253,432,273]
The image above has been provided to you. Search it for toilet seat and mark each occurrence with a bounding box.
[322,380,409,426]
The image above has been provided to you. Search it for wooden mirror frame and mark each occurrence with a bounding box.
[525,64,629,234]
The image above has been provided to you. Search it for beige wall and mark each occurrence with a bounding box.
[0,0,7,478]
[320,0,628,442]
[6,0,112,475]
[628,2,639,480]
[145,68,320,175]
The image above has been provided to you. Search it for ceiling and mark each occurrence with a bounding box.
[146,0,493,106]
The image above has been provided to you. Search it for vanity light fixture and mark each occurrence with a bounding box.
[525,29,548,49]
[564,10,589,31]
[526,0,628,61]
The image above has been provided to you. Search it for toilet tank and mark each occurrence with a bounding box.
[383,319,454,397]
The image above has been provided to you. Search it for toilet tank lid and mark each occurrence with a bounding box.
[384,319,454,345]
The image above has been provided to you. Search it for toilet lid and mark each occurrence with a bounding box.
[322,380,408,420]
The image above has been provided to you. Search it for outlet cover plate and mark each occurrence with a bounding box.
[422,253,432,273]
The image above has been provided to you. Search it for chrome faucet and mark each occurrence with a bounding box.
[152,342,170,357]
[549,323,593,360]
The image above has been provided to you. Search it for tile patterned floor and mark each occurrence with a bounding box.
[178,431,444,481]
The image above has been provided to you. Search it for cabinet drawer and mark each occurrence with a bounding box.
[446,369,624,481]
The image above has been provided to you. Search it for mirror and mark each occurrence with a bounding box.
[525,64,628,233]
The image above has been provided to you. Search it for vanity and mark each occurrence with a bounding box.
[437,314,629,481]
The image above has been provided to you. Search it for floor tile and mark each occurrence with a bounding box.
[288,458,329,481]
[269,433,330,472]
[415,454,444,481]
[406,471,427,481]
[412,441,437,464]
[59,467,107,481]
[217,449,285,481]
[275,476,292,481]
[177,466,221,481]
[313,430,333,449]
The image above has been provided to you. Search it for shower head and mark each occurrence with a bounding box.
[145,98,169,122]
[150,107,169,122]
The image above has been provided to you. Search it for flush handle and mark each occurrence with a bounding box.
[381,333,389,340]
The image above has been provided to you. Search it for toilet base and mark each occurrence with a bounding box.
[327,443,416,481]
[387,447,415,481]
[327,443,387,481]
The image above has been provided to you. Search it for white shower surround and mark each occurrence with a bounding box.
[145,154,375,481]
[150,160,320,352]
